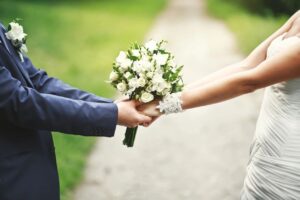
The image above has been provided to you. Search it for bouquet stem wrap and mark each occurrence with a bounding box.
[123,126,138,147]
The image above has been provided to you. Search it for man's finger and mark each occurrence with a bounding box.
[137,114,152,124]
[134,100,144,107]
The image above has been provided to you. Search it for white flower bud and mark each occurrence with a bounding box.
[124,72,131,79]
[153,53,169,66]
[137,77,146,87]
[116,51,127,63]
[129,78,139,89]
[117,82,126,93]
[109,71,119,81]
[146,71,154,78]
[116,51,132,70]
[145,40,157,52]
[131,49,140,57]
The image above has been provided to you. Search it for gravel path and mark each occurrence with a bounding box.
[73,0,263,199]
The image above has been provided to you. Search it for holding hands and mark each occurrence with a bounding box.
[116,100,153,128]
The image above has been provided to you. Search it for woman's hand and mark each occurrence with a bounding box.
[138,100,162,117]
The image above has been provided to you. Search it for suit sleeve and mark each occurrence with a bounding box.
[0,66,118,137]
[22,56,113,103]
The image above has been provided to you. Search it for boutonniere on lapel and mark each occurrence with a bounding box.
[5,21,28,62]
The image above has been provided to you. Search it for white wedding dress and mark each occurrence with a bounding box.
[241,33,300,200]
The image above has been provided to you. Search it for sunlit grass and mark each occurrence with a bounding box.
[0,0,166,199]
[206,0,287,54]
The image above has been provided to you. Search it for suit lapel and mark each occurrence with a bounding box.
[0,24,33,87]
[14,56,34,88]
[0,44,28,85]
[0,24,12,55]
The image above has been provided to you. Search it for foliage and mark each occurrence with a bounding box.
[226,0,299,16]
[0,0,166,199]
[207,0,287,54]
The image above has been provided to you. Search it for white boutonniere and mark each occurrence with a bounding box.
[5,21,28,62]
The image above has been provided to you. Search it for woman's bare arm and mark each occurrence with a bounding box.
[185,61,250,90]
[182,41,300,110]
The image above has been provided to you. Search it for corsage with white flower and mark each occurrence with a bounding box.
[5,20,28,62]
[109,40,184,147]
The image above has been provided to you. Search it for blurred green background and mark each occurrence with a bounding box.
[0,0,166,199]
[225,0,299,16]
[206,0,290,54]
[0,0,296,199]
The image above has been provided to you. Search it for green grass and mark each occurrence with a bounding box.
[206,0,288,54]
[0,0,166,199]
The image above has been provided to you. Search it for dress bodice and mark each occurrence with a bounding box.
[242,33,300,200]
[266,33,300,98]
[255,33,300,157]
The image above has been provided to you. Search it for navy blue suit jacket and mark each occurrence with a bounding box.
[0,23,118,200]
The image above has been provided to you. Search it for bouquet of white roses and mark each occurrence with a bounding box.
[109,40,184,147]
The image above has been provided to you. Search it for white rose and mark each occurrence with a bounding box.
[146,85,153,92]
[109,71,118,81]
[140,56,152,71]
[133,61,142,73]
[124,72,132,79]
[117,82,127,93]
[132,61,141,72]
[162,83,171,95]
[151,84,158,92]
[119,58,132,70]
[152,74,164,85]
[5,22,27,41]
[140,92,154,103]
[146,71,154,78]
[154,67,163,75]
[161,88,170,96]
[131,49,140,57]
[137,77,146,87]
[153,53,169,66]
[129,78,139,89]
[145,40,157,52]
[139,73,146,78]
[157,81,168,92]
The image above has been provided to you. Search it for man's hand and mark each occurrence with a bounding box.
[117,100,152,128]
